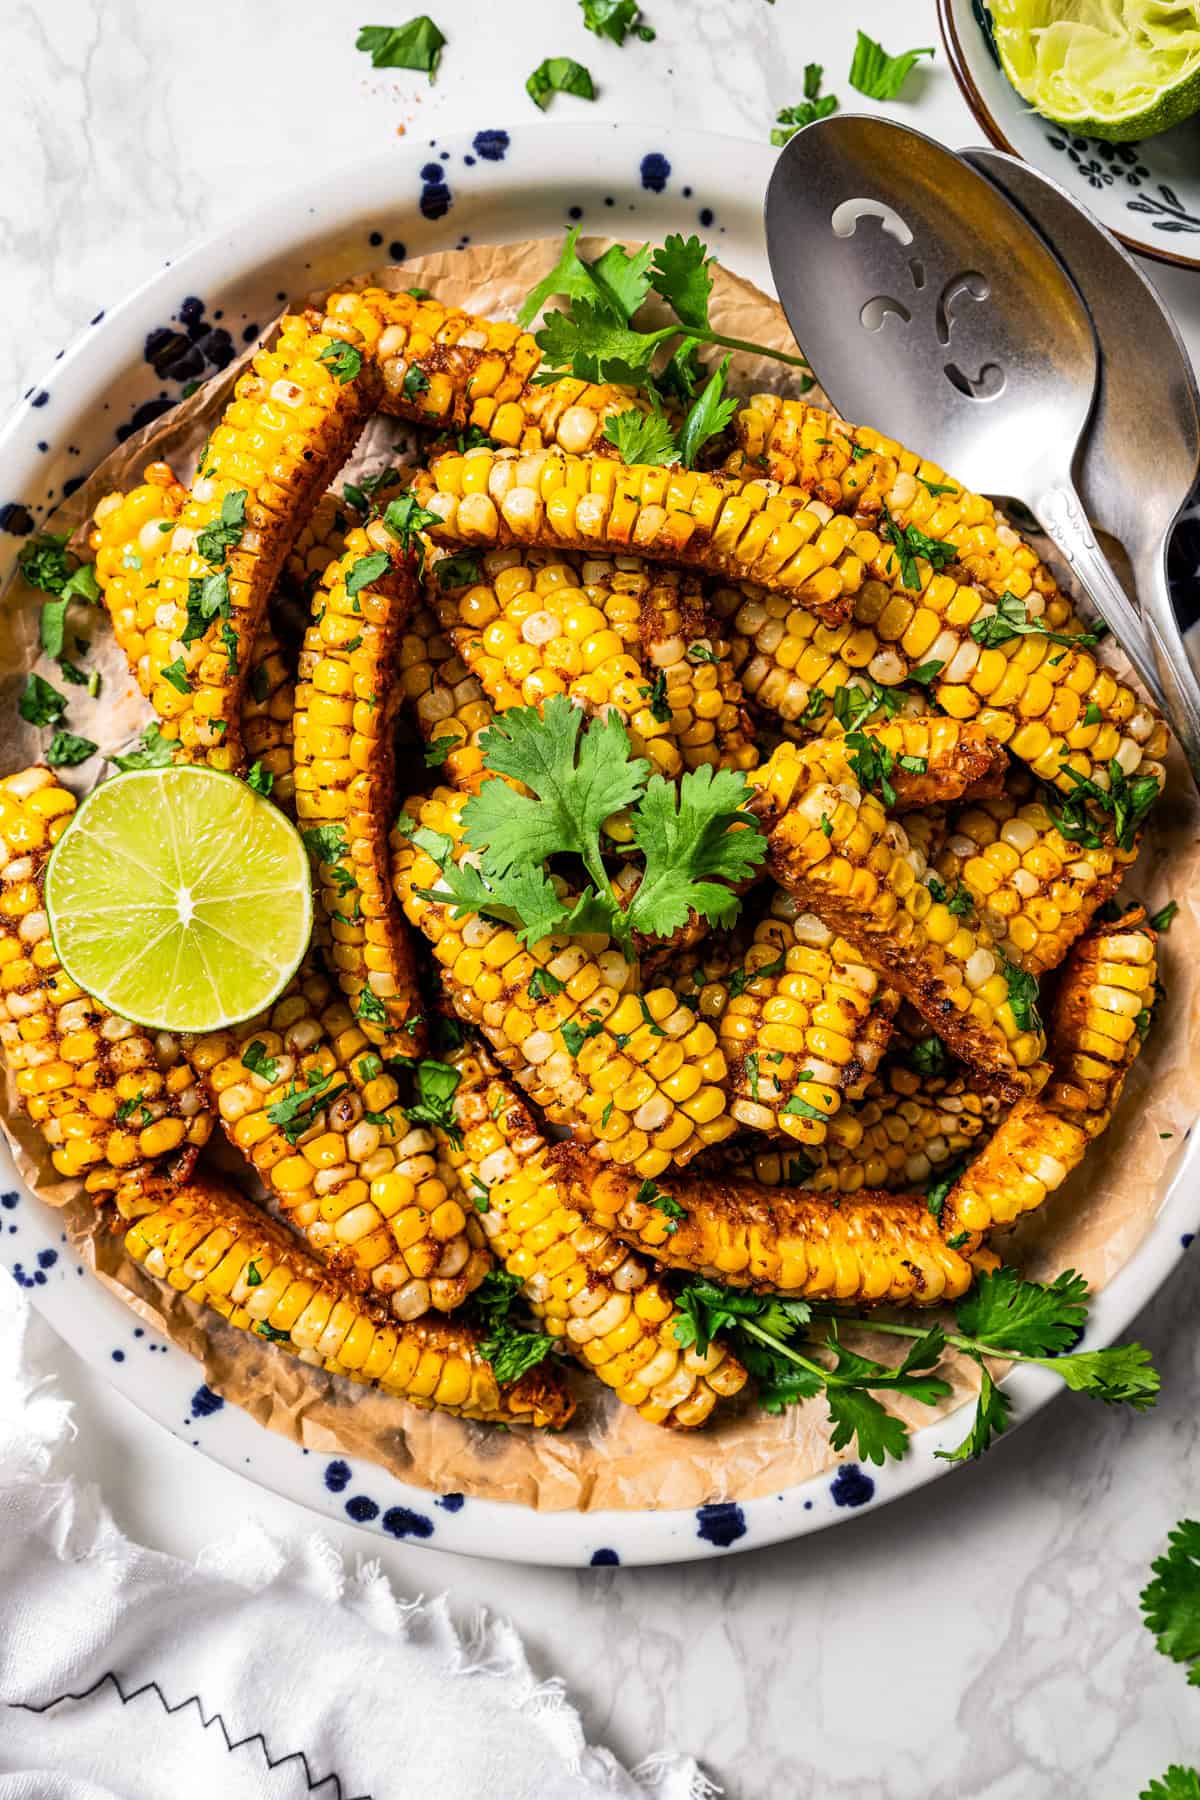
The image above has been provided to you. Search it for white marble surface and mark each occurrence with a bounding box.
[3,1,1200,1793]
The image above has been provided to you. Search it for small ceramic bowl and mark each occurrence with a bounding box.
[938,0,1200,272]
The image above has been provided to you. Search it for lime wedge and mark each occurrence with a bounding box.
[45,767,312,1033]
[992,0,1200,141]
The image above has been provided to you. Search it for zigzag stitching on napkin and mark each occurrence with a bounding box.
[11,1672,371,1799]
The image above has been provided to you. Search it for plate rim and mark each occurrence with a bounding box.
[2,119,1196,1566]
[936,0,1200,274]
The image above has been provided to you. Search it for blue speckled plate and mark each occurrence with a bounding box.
[2,123,1198,1566]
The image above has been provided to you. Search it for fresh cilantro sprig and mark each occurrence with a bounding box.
[968,589,1100,652]
[675,1265,1158,1466]
[1058,760,1160,853]
[772,62,839,146]
[520,227,809,391]
[601,353,739,470]
[1141,1769,1200,1800]
[1141,1520,1200,1687]
[410,696,766,951]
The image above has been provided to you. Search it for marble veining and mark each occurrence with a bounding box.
[3,1,1200,1792]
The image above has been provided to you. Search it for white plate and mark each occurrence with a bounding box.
[939,0,1200,272]
[2,121,1198,1566]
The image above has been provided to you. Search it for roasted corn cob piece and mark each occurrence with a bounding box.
[392,788,735,1176]
[282,487,362,603]
[187,948,489,1319]
[292,523,425,1059]
[942,911,1157,1237]
[413,448,885,627]
[397,602,495,794]
[443,1048,747,1426]
[120,1173,569,1427]
[0,768,211,1189]
[101,318,379,770]
[707,891,890,1143]
[434,547,756,776]
[934,788,1138,976]
[548,1142,984,1305]
[856,716,1008,811]
[751,739,1047,1097]
[241,627,297,807]
[316,287,644,452]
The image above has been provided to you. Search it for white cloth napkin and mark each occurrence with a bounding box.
[0,1273,715,1800]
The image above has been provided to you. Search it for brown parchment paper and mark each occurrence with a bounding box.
[3,239,1198,1514]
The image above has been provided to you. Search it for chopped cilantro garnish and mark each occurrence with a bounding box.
[195,489,247,565]
[526,55,596,109]
[356,16,446,77]
[267,1068,346,1144]
[969,589,1098,652]
[345,550,390,598]
[317,340,364,383]
[242,1040,279,1084]
[635,1177,686,1234]
[435,551,483,590]
[160,657,191,695]
[402,364,431,402]
[528,967,566,1002]
[45,730,96,768]
[18,673,66,728]
[580,0,653,44]
[1150,901,1178,932]
[112,722,173,772]
[772,62,838,146]
[879,504,957,590]
[848,30,934,100]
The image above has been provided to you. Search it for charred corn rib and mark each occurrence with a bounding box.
[443,1048,747,1426]
[751,739,1047,1097]
[316,286,643,451]
[858,716,1008,811]
[934,788,1137,976]
[0,768,211,1189]
[241,628,296,807]
[548,1142,983,1305]
[942,911,1156,1237]
[710,408,1167,798]
[283,487,361,603]
[188,949,489,1319]
[434,547,756,777]
[703,890,889,1143]
[101,320,379,770]
[292,525,425,1059]
[392,788,735,1176]
[398,603,495,794]
[413,448,875,627]
[120,1174,569,1427]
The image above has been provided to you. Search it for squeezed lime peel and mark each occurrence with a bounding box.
[993,0,1200,139]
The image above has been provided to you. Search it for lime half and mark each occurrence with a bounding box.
[992,0,1200,141]
[45,767,312,1033]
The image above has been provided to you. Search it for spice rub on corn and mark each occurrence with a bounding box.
[0,768,211,1192]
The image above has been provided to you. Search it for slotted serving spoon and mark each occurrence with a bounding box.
[963,145,1200,745]
[764,113,1200,779]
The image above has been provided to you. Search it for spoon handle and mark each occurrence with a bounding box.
[1139,552,1200,793]
[1032,482,1164,708]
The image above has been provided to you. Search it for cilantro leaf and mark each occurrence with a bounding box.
[954,1266,1088,1357]
[935,1361,1012,1462]
[405,1057,462,1137]
[18,673,66,727]
[267,1068,346,1145]
[602,407,680,467]
[517,227,650,329]
[535,301,670,388]
[879,505,957,589]
[589,243,655,322]
[526,56,596,110]
[848,30,935,100]
[480,1319,560,1383]
[998,953,1041,1035]
[381,493,441,577]
[517,227,599,327]
[301,823,350,866]
[580,0,653,44]
[625,764,767,941]
[1053,1343,1159,1408]
[412,843,573,949]
[17,534,72,594]
[1141,1770,1200,1800]
[39,597,69,661]
[464,697,648,884]
[649,233,713,331]
[772,63,839,146]
[356,17,446,79]
[1059,759,1159,853]
[825,1387,910,1465]
[195,489,247,565]
[968,589,1097,652]
[112,722,174,772]
[1141,1521,1200,1686]
[677,354,739,468]
[317,341,364,383]
[45,730,96,768]
[423,735,457,768]
[242,1041,280,1083]
[434,551,483,590]
[1150,900,1178,932]
[345,551,390,597]
[160,657,191,695]
[403,364,430,402]
[246,761,273,796]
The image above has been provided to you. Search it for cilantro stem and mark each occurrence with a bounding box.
[739,1317,829,1378]
[823,1314,1060,1372]
[686,326,810,370]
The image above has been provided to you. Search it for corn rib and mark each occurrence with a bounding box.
[943,910,1157,1236]
[187,945,489,1320]
[292,523,425,1058]
[442,1047,747,1427]
[412,448,878,626]
[751,739,1047,1097]
[120,1172,570,1427]
[547,1142,984,1305]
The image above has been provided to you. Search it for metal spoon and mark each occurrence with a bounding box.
[763,113,1173,727]
[962,145,1200,776]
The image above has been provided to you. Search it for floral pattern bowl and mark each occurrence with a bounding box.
[938,0,1200,271]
